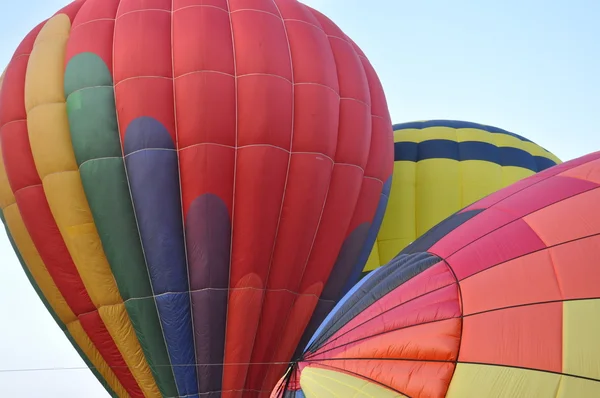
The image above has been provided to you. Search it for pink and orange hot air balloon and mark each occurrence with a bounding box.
[274,151,600,398]
[0,0,393,397]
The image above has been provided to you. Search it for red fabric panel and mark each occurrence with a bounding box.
[459,302,563,372]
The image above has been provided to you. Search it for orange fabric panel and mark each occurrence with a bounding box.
[459,302,562,372]
[460,250,561,315]
[313,359,455,398]
[559,158,600,184]
[524,188,600,246]
[310,318,462,363]
[551,234,600,299]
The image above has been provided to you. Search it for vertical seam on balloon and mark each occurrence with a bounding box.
[170,0,201,393]
[257,6,342,392]
[222,0,238,392]
[241,0,296,392]
[110,0,180,395]
[443,258,464,396]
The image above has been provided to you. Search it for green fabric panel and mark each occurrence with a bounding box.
[64,52,113,97]
[66,87,121,165]
[64,52,178,397]
[125,298,178,396]
[77,157,150,299]
[0,212,118,398]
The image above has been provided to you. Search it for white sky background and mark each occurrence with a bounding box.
[0,0,599,396]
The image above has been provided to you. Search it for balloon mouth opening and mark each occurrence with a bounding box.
[274,361,302,397]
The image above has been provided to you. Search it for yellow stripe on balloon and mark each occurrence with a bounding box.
[563,299,600,380]
[446,363,561,398]
[0,142,129,398]
[300,366,407,398]
[24,14,160,398]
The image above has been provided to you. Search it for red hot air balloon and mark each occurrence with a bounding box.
[274,151,600,398]
[0,0,393,397]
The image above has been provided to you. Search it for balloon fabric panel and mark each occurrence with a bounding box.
[275,152,600,397]
[0,0,393,397]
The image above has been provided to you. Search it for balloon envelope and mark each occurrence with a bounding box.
[275,151,600,398]
[359,119,561,282]
[0,1,393,397]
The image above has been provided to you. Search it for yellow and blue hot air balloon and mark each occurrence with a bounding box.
[353,119,561,285]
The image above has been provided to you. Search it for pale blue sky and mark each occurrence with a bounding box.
[0,1,598,396]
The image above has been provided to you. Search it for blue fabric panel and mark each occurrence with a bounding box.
[305,266,382,353]
[535,155,559,171]
[340,176,392,296]
[123,116,176,155]
[155,293,199,397]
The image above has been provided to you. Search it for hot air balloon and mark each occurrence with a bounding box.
[355,119,561,287]
[0,1,393,397]
[274,151,600,398]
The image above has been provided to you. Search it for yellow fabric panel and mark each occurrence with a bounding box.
[67,320,131,398]
[459,160,502,206]
[300,366,406,398]
[24,14,160,396]
[501,167,535,188]
[99,304,162,398]
[555,375,600,398]
[375,160,416,265]
[416,158,460,237]
[446,363,561,398]
[377,238,409,267]
[393,126,449,143]
[563,299,600,380]
[23,15,69,113]
[363,241,379,272]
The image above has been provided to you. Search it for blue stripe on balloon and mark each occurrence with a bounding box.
[123,116,199,396]
[340,175,392,296]
[155,293,198,396]
[304,265,383,352]
[394,140,558,172]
